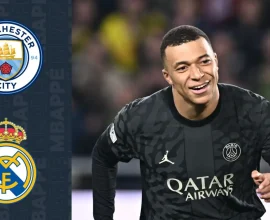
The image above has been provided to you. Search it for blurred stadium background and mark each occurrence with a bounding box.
[72,0,270,219]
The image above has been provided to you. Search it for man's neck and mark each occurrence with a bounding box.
[173,87,220,121]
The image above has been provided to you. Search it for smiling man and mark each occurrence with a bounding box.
[92,25,270,220]
[161,33,220,121]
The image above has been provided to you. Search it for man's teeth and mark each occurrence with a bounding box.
[194,84,206,89]
[193,81,209,89]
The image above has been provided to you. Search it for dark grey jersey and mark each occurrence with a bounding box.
[92,83,270,220]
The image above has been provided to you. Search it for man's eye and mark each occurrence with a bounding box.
[202,59,211,64]
[177,66,187,72]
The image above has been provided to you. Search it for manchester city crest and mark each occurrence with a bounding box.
[0,21,42,94]
[0,40,24,80]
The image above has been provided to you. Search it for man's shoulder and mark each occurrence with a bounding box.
[219,83,269,125]
[117,87,169,117]
[219,83,267,105]
[113,87,169,133]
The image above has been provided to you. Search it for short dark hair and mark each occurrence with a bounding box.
[160,25,212,64]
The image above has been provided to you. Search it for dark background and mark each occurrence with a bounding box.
[0,1,72,219]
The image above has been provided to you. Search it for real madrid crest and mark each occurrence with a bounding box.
[0,118,36,204]
[0,21,42,94]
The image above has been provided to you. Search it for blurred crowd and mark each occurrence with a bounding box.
[72,0,270,156]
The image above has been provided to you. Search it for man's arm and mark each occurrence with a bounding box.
[260,99,270,164]
[252,98,270,202]
[92,106,135,219]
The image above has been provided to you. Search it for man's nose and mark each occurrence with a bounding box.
[190,65,204,80]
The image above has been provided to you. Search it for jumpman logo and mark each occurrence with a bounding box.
[159,151,174,164]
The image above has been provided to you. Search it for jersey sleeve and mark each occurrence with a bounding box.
[260,99,270,164]
[91,105,136,220]
[104,104,137,162]
[93,104,137,164]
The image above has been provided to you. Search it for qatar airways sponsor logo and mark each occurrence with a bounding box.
[167,174,234,201]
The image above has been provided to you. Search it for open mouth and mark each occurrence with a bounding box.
[190,80,210,91]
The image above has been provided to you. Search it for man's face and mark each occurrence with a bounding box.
[162,37,219,105]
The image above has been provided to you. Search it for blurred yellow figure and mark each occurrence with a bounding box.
[99,0,167,73]
[99,13,139,73]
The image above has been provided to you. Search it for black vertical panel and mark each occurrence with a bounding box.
[184,125,215,178]
[184,125,217,217]
[0,0,72,219]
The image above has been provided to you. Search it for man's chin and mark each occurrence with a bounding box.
[190,95,211,105]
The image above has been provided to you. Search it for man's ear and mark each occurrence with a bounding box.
[214,52,219,69]
[213,52,219,82]
[162,69,173,85]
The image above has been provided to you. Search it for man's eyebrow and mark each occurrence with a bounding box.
[173,54,210,69]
